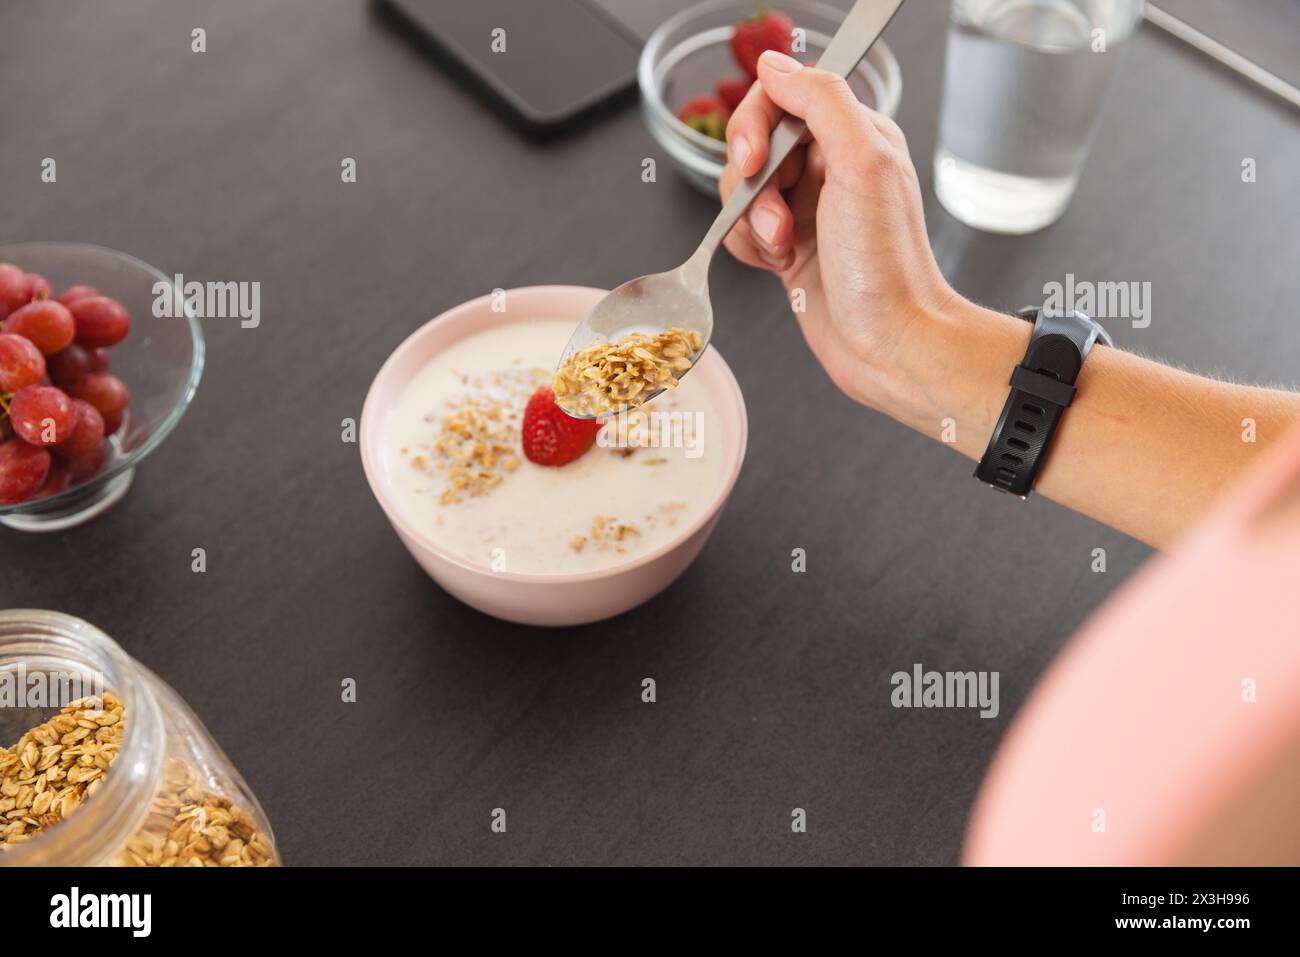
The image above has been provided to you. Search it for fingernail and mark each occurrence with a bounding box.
[750,206,780,245]
[760,50,802,73]
[731,136,751,172]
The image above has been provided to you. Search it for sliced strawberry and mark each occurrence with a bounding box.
[521,386,602,467]
[677,94,730,142]
[730,7,795,80]
[717,75,752,112]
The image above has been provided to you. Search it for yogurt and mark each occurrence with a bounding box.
[383,318,729,575]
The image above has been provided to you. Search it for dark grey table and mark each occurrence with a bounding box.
[2,0,1296,865]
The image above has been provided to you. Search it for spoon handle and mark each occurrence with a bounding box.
[689,0,907,274]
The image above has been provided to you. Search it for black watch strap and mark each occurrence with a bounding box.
[974,307,1110,497]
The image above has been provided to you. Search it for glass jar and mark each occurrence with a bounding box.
[0,610,278,866]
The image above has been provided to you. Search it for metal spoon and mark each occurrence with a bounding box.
[556,0,906,418]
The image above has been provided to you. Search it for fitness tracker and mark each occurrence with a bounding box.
[974,306,1112,497]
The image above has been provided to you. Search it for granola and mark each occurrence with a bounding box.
[0,694,276,866]
[553,327,702,417]
[578,506,686,555]
[0,693,123,846]
[403,367,540,506]
[585,515,642,554]
[114,758,276,867]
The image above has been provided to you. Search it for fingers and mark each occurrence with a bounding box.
[725,79,785,178]
[747,183,798,270]
[868,110,909,155]
[726,219,795,272]
[784,141,827,232]
[754,51,887,165]
[721,52,904,276]
[720,92,805,274]
[719,163,797,272]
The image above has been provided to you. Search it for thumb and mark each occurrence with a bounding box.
[755,51,884,165]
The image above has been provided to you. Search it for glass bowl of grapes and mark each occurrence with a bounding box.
[0,242,203,531]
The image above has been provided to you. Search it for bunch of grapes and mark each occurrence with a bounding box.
[0,263,132,505]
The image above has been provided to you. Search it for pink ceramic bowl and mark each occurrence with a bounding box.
[360,286,748,627]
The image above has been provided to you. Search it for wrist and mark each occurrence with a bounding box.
[859,293,1032,459]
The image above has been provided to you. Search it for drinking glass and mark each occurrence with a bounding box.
[934,0,1146,234]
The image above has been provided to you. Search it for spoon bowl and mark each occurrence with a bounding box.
[556,257,712,418]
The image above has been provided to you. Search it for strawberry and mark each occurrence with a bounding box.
[676,94,730,141]
[730,7,795,80]
[717,75,751,112]
[521,386,602,467]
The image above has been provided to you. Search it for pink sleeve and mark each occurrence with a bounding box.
[964,424,1300,865]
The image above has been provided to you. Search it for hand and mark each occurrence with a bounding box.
[719,50,955,408]
[721,54,1300,550]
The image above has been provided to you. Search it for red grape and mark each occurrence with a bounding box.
[90,347,111,372]
[65,440,106,479]
[69,296,130,349]
[54,399,106,477]
[9,384,76,446]
[0,417,12,442]
[41,463,71,496]
[68,372,129,417]
[45,343,93,387]
[57,284,100,307]
[0,333,46,392]
[0,264,28,321]
[25,273,52,301]
[2,299,76,355]
[101,408,124,437]
[53,398,103,455]
[0,439,51,504]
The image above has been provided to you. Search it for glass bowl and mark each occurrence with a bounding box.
[0,243,203,532]
[640,0,903,195]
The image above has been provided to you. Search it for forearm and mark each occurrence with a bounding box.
[865,296,1300,548]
